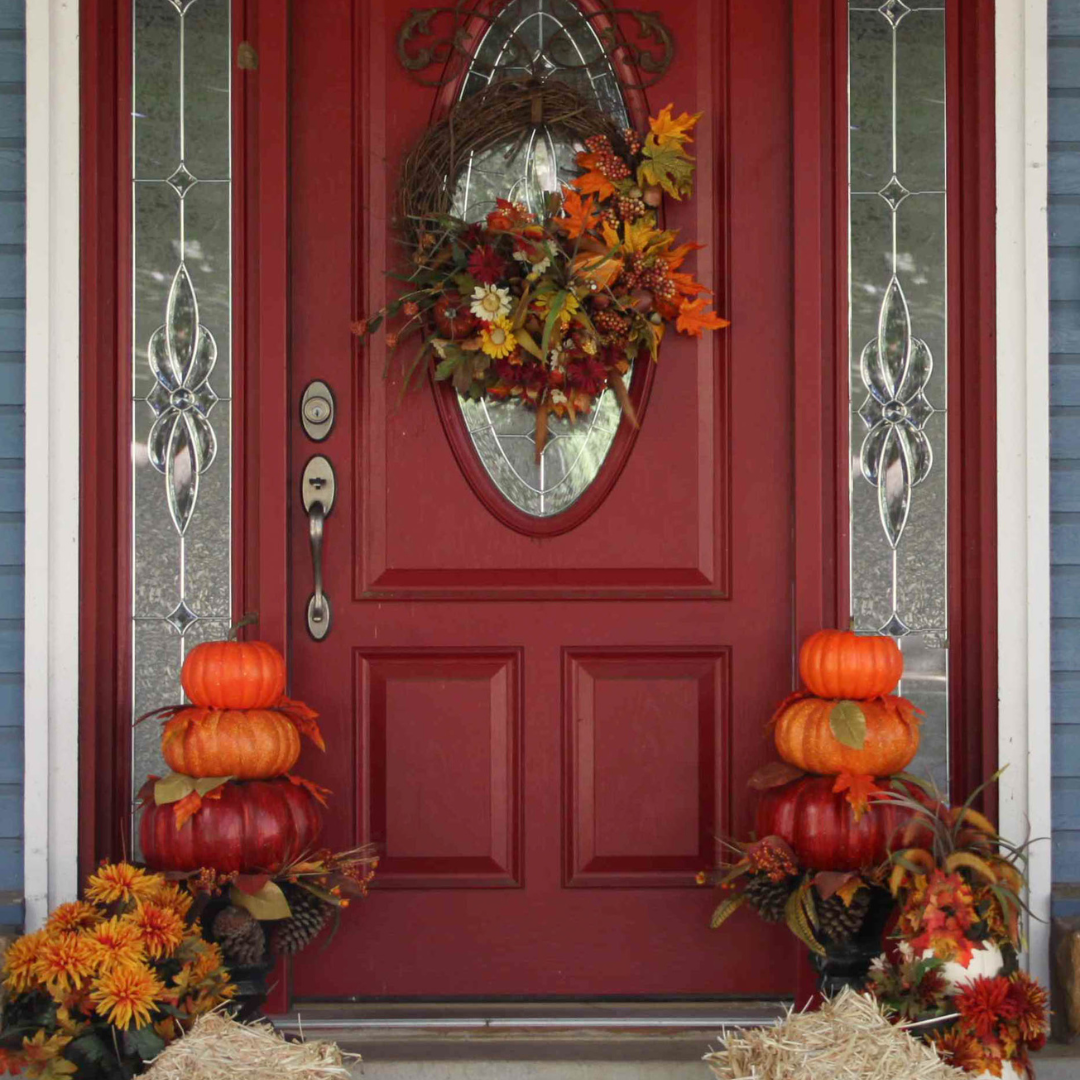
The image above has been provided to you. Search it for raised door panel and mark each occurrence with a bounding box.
[358,649,523,887]
[564,649,729,886]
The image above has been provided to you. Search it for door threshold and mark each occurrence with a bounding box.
[272,999,788,1058]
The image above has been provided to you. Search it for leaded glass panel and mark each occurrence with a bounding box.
[848,2,948,789]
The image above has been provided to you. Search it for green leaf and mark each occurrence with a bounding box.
[784,882,826,956]
[153,772,196,806]
[709,893,746,929]
[193,775,232,797]
[829,700,867,750]
[123,1024,166,1064]
[893,771,936,796]
[229,880,292,921]
[540,290,568,359]
[434,353,463,381]
[637,134,696,199]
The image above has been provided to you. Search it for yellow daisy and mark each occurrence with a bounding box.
[90,962,165,1030]
[85,862,159,906]
[2,929,49,995]
[46,901,104,934]
[32,932,95,997]
[122,901,185,960]
[480,318,517,359]
[83,916,146,973]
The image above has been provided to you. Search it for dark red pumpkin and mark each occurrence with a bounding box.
[140,778,322,874]
[755,775,931,871]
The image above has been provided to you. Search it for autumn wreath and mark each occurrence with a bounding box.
[353,78,729,457]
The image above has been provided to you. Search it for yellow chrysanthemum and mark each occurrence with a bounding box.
[122,901,185,960]
[83,916,146,973]
[32,932,95,997]
[46,901,103,934]
[480,318,517,359]
[85,862,159,906]
[90,962,165,1030]
[146,881,193,920]
[2,929,49,995]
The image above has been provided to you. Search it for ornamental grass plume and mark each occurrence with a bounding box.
[0,861,234,1079]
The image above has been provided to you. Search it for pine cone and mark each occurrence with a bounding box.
[268,883,334,956]
[211,905,266,967]
[815,888,871,943]
[744,872,796,923]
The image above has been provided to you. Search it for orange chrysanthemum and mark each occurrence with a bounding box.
[2,929,48,995]
[32,932,95,997]
[147,881,193,919]
[932,1028,1002,1075]
[122,901,184,960]
[90,961,165,1030]
[46,901,103,934]
[83,916,146,973]
[85,862,159,906]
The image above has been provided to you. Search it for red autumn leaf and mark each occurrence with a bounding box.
[286,773,332,807]
[277,695,326,751]
[135,775,160,809]
[134,704,187,727]
[832,772,885,822]
[233,873,270,896]
[173,790,203,831]
[747,761,806,791]
[675,298,731,338]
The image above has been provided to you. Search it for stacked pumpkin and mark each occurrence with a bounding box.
[140,639,326,876]
[754,629,925,871]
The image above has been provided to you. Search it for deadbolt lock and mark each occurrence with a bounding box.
[300,380,335,441]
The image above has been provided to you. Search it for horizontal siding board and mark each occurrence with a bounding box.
[1052,0,1080,35]
[0,784,18,838]
[0,839,19,890]
[0,96,25,144]
[0,358,24,404]
[1052,302,1080,352]
[1056,831,1080,882]
[1053,461,1080,511]
[0,38,25,85]
[1050,151,1080,196]
[0,567,23,618]
[1055,778,1080,829]
[1052,409,1080,457]
[1054,618,1080,669]
[0,728,19,783]
[0,3,22,30]
[1053,252,1080,299]
[0,676,23,727]
[1054,565,1080,615]
[0,463,23,513]
[1052,358,1080,404]
[1052,95,1080,143]
[1053,724,1080,770]
[1054,671,1080,719]
[0,149,24,193]
[1050,201,1080,246]
[0,204,24,246]
[1051,512,1080,562]
[1051,44,1080,90]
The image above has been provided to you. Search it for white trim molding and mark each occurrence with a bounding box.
[24,0,81,929]
[995,0,1052,987]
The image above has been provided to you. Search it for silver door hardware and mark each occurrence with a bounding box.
[302,455,336,640]
[300,380,336,441]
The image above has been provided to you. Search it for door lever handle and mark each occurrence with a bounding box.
[301,455,336,640]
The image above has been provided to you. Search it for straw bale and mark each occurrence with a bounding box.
[703,987,966,1080]
[141,1012,357,1080]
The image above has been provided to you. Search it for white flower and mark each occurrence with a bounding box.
[513,249,530,263]
[549,344,566,367]
[431,337,450,359]
[550,389,567,405]
[514,248,551,274]
[470,284,511,322]
[898,941,915,963]
[532,256,551,274]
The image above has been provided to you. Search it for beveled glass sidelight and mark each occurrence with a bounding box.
[131,0,233,816]
[451,0,633,519]
[848,2,948,788]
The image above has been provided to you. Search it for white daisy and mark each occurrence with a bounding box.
[470,284,511,322]
[549,344,566,367]
[532,256,551,274]
[550,389,568,405]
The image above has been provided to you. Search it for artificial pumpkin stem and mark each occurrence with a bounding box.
[228,611,259,641]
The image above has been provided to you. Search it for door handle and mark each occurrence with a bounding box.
[301,455,336,640]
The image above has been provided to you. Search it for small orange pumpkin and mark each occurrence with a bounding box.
[181,640,287,710]
[162,708,301,779]
[799,629,903,700]
[773,694,920,777]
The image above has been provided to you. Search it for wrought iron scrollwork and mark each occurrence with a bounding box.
[396,1,674,89]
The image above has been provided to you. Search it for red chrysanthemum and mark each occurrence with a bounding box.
[955,975,1013,1038]
[565,356,609,395]
[1007,970,1050,1043]
[468,246,508,285]
[932,1028,1002,1075]
[433,293,479,340]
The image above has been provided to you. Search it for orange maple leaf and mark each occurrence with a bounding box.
[675,298,730,337]
[669,270,709,297]
[832,772,884,822]
[553,187,600,239]
[649,103,702,146]
[661,241,705,271]
[286,773,333,807]
[173,790,203,830]
[573,169,616,202]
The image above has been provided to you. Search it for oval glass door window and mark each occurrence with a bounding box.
[449,0,635,520]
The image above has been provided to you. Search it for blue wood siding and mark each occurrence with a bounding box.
[0,0,22,931]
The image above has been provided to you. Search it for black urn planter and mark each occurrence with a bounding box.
[810,887,895,996]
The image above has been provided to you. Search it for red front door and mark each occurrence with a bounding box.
[285,0,800,1000]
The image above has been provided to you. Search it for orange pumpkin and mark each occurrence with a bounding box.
[162,708,300,779]
[773,694,920,776]
[799,629,903,700]
[181,640,287,710]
